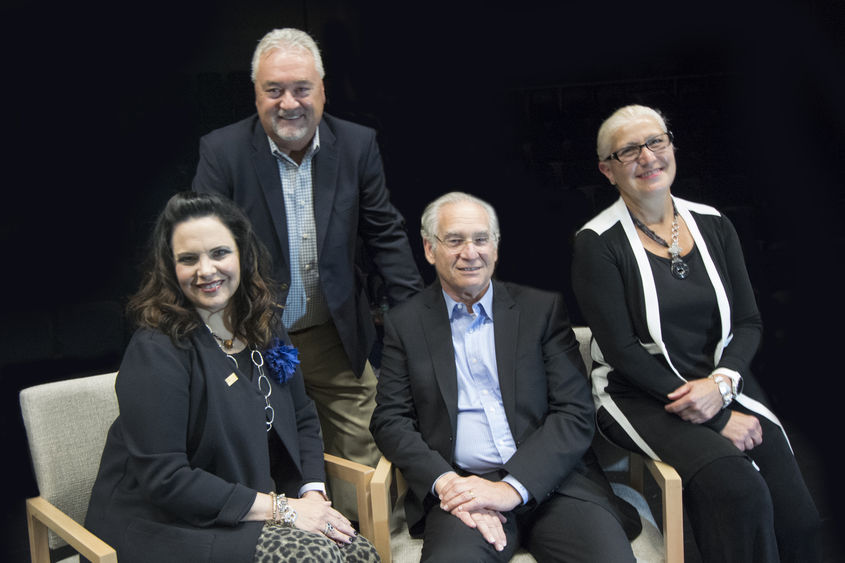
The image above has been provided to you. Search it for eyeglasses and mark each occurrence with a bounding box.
[434,234,495,251]
[605,132,674,164]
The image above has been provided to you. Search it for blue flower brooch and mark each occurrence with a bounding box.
[265,340,300,384]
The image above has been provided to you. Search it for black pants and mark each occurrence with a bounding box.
[419,491,635,563]
[600,404,822,562]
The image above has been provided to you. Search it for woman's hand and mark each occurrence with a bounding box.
[720,411,762,451]
[288,494,356,545]
[245,492,356,545]
[665,378,724,423]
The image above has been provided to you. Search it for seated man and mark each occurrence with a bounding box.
[370,192,639,562]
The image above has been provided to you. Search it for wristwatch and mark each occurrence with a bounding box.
[711,375,734,409]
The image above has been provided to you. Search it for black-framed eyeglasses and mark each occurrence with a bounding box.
[433,233,494,251]
[605,131,674,164]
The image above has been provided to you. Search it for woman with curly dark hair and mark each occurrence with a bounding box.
[85,191,379,563]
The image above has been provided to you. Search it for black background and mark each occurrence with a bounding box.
[3,1,844,560]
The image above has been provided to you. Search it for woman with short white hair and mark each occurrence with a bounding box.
[572,104,820,562]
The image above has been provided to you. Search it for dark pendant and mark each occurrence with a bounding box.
[671,258,690,280]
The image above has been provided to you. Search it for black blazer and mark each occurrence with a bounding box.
[192,113,423,375]
[85,328,324,563]
[370,280,629,535]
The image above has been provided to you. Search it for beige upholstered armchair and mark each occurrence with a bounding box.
[368,327,685,563]
[19,372,378,563]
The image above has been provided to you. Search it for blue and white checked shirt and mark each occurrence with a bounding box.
[269,133,330,332]
[440,286,530,504]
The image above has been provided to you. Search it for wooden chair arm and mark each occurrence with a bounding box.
[630,455,684,563]
[370,456,395,563]
[26,496,117,563]
[644,459,684,563]
[323,453,376,543]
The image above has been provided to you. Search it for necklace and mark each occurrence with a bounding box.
[630,202,690,280]
[206,326,235,350]
[206,327,275,432]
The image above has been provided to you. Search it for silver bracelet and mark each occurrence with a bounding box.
[268,492,297,527]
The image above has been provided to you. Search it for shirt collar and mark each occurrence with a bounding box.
[267,126,321,163]
[442,283,494,322]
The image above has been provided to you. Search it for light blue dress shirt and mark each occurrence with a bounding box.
[439,286,530,504]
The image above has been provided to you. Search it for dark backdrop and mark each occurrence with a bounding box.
[3,1,844,560]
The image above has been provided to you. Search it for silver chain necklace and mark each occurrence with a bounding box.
[206,326,275,431]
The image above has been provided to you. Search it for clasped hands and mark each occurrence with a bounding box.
[665,379,762,451]
[434,472,522,552]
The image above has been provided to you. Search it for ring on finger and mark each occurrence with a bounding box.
[324,522,334,536]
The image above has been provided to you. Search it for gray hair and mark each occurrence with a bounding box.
[596,105,669,161]
[251,28,325,82]
[420,192,500,250]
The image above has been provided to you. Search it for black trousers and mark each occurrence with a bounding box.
[419,490,635,563]
[600,404,822,562]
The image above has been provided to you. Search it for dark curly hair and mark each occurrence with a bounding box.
[128,191,280,347]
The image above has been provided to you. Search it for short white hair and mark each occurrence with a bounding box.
[596,105,669,161]
[251,28,325,82]
[420,192,500,250]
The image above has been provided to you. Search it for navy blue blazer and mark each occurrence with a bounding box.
[192,113,423,375]
[85,328,324,563]
[370,280,633,535]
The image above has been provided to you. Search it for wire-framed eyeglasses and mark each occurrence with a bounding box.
[605,131,674,164]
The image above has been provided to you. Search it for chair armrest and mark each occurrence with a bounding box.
[370,456,395,563]
[323,453,376,542]
[630,456,684,563]
[644,459,684,563]
[26,496,117,563]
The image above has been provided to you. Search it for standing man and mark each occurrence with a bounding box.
[192,28,423,517]
[370,192,639,562]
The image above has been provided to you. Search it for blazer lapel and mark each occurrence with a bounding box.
[492,281,519,429]
[312,119,338,257]
[250,122,290,266]
[419,285,460,433]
